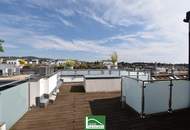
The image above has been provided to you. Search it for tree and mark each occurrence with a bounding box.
[111,52,118,65]
[64,60,76,69]
[56,64,64,70]
[19,59,27,65]
[0,39,4,52]
[77,63,88,69]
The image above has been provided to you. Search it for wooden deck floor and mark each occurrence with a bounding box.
[12,83,190,130]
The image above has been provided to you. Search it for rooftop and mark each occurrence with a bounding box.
[11,83,190,130]
[0,74,30,81]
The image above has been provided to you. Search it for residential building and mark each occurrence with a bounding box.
[0,64,20,76]
[35,65,55,76]
[6,59,20,66]
[56,60,66,66]
[102,60,118,69]
[29,59,39,65]
[0,58,3,64]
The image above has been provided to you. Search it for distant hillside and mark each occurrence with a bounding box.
[0,56,53,60]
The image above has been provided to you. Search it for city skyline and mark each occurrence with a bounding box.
[0,0,189,63]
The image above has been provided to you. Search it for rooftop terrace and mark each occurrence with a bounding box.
[11,83,190,130]
[0,74,29,81]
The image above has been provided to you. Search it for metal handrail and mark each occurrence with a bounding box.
[0,79,29,91]
[121,75,190,118]
[121,76,145,82]
[122,74,188,83]
[60,69,151,73]
[143,78,188,83]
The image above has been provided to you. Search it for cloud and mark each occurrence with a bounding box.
[76,7,114,28]
[0,13,51,32]
[24,33,180,63]
[81,0,146,27]
[30,35,109,54]
[56,9,75,17]
[0,0,189,63]
[58,17,75,27]
[77,0,190,63]
[89,13,114,28]
[4,43,18,49]
[25,0,77,9]
[62,36,171,62]
[0,25,187,63]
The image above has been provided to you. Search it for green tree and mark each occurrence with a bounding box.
[111,52,118,65]
[64,60,76,69]
[19,59,27,65]
[56,64,64,70]
[0,39,4,52]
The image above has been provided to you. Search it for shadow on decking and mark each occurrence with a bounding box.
[89,97,137,115]
[89,97,190,130]
[70,85,85,93]
[89,97,139,129]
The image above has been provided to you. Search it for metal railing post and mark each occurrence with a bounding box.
[109,69,111,75]
[74,70,77,75]
[168,80,173,113]
[101,70,104,75]
[137,71,139,79]
[140,81,146,118]
[121,77,125,109]
[28,75,31,110]
[121,77,122,100]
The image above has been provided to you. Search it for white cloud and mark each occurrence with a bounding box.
[4,43,18,49]
[78,0,190,63]
[0,0,189,63]
[58,17,74,27]
[0,25,187,63]
[30,35,109,54]
[56,9,75,17]
[90,13,114,28]
[76,8,113,28]
[26,34,181,63]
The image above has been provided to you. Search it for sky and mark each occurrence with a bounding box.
[0,0,189,63]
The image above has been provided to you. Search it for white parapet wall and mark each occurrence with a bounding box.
[47,73,58,94]
[60,70,151,82]
[29,78,47,106]
[29,81,40,106]
[61,76,84,83]
[29,73,59,106]
[84,76,121,92]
